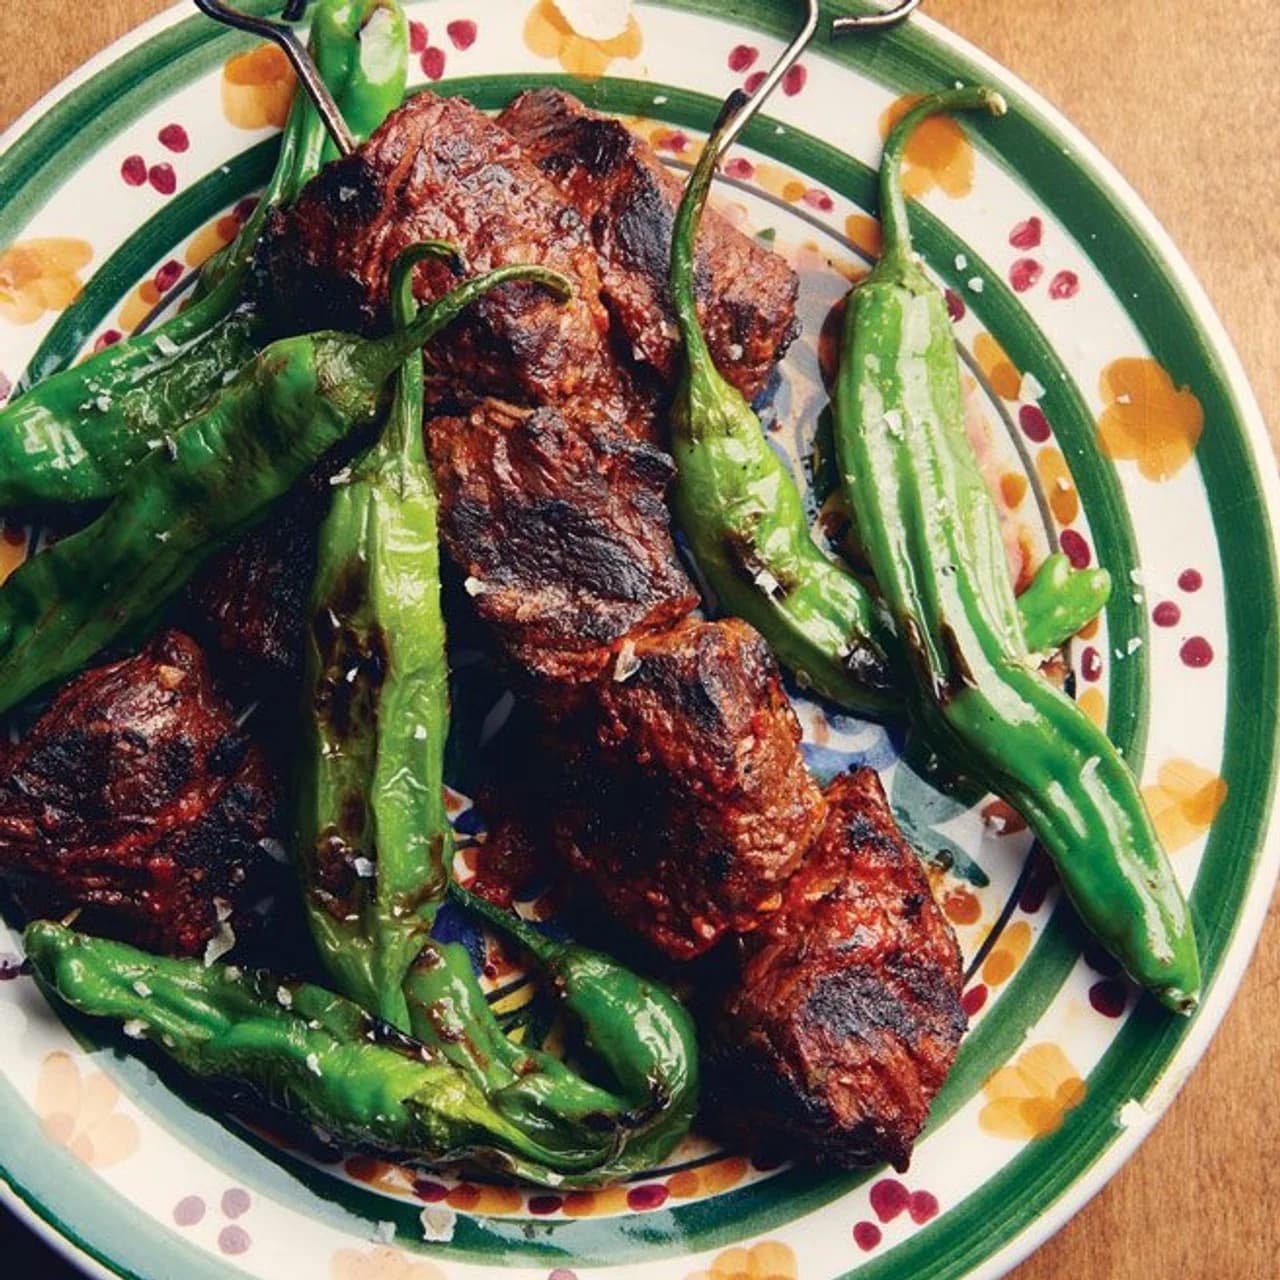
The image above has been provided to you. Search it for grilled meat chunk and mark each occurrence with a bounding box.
[0,631,281,958]
[498,87,800,402]
[257,90,642,428]
[428,399,697,683]
[546,618,825,959]
[705,768,966,1170]
[184,481,327,695]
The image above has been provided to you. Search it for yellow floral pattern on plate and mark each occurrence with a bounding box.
[1142,758,1228,852]
[685,1240,798,1280]
[1097,357,1204,481]
[0,238,93,326]
[330,1246,446,1280]
[979,1042,1086,1140]
[222,42,296,130]
[524,0,643,79]
[36,1051,139,1168]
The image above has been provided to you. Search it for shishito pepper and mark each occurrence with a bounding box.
[22,920,682,1186]
[831,87,1200,1011]
[0,0,408,510]
[298,244,699,1176]
[667,99,1108,716]
[0,260,568,717]
[668,94,897,715]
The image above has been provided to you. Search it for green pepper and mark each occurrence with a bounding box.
[1019,552,1112,655]
[0,260,569,717]
[22,921,652,1186]
[668,95,896,715]
[0,0,408,510]
[831,86,1200,1012]
[298,244,699,1176]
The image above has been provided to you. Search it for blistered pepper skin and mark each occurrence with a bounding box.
[0,0,407,511]
[832,87,1200,1012]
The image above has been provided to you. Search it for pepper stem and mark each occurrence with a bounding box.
[877,86,1007,271]
[368,260,574,384]
[670,91,748,371]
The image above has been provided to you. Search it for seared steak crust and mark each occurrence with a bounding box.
[428,398,698,684]
[0,631,280,957]
[258,91,641,427]
[706,768,966,1170]
[548,618,825,959]
[499,87,800,402]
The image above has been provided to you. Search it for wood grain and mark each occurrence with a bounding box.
[1,2,1276,1276]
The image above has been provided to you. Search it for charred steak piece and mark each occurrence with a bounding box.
[705,768,966,1171]
[428,399,698,684]
[257,90,643,428]
[184,480,327,697]
[0,631,281,958]
[498,88,800,402]
[545,618,826,959]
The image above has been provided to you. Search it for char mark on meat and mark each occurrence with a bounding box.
[428,398,697,684]
[542,617,825,959]
[0,631,283,958]
[705,768,966,1170]
[498,87,800,402]
[257,91,644,430]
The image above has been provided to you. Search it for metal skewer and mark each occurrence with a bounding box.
[192,0,356,155]
[716,0,924,156]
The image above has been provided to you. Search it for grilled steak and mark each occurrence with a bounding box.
[184,481,327,695]
[499,87,799,402]
[0,631,281,957]
[257,90,644,429]
[548,617,825,958]
[705,768,966,1170]
[428,398,697,684]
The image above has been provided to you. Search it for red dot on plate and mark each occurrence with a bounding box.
[909,1190,940,1225]
[93,329,123,352]
[724,156,754,180]
[1180,636,1214,668]
[1019,403,1051,442]
[233,195,259,224]
[961,983,988,1016]
[945,288,966,322]
[153,258,183,293]
[421,46,446,80]
[1152,601,1181,627]
[869,1177,910,1223]
[1083,941,1122,977]
[1009,257,1043,292]
[148,162,177,195]
[158,123,189,152]
[0,372,10,402]
[411,1179,449,1202]
[217,1226,250,1256]
[172,1195,205,1226]
[625,1184,669,1211]
[408,20,428,52]
[121,154,147,186]
[1178,568,1203,593]
[527,1194,564,1215]
[1049,269,1079,300]
[446,19,476,50]
[744,69,767,95]
[803,188,834,212]
[728,43,759,72]
[1059,528,1091,568]
[1081,645,1102,682]
[1088,978,1128,1018]
[782,63,807,95]
[1009,215,1042,249]
[853,1220,883,1251]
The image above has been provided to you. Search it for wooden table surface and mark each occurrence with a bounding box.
[2,2,1277,1276]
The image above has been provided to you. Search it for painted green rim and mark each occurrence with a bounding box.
[0,2,1275,1277]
